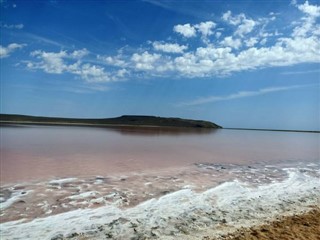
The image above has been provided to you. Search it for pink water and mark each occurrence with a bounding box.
[1,125,319,184]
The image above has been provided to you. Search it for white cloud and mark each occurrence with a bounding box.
[215,32,222,38]
[245,37,258,47]
[260,38,267,45]
[0,43,25,58]
[173,23,196,38]
[292,1,320,38]
[235,19,256,37]
[131,51,162,70]
[222,11,246,26]
[116,68,129,78]
[98,55,127,67]
[195,21,216,37]
[70,48,89,59]
[297,0,320,17]
[27,49,114,82]
[222,11,257,37]
[178,84,315,106]
[74,64,111,83]
[173,21,216,41]
[220,36,242,49]
[0,23,24,29]
[29,50,68,73]
[291,0,297,5]
[152,41,188,53]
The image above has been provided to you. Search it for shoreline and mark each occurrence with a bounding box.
[224,127,320,134]
[1,167,319,240]
[0,121,218,130]
[0,114,222,129]
[1,121,319,133]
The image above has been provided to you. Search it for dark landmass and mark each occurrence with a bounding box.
[0,114,222,129]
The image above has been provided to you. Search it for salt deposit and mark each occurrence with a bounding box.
[0,168,319,240]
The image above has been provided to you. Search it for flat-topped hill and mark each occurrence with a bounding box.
[0,114,222,129]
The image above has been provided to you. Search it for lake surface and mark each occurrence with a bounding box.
[1,125,319,184]
[0,125,319,239]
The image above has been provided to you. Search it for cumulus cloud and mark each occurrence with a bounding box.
[98,55,127,67]
[235,19,256,37]
[260,38,267,45]
[152,41,188,53]
[178,84,315,106]
[27,49,115,82]
[292,1,320,37]
[173,23,196,37]
[173,21,216,42]
[220,36,242,49]
[245,37,258,47]
[195,21,216,37]
[29,50,68,73]
[222,11,243,25]
[297,0,320,17]
[131,51,162,70]
[74,64,111,83]
[222,11,257,37]
[70,48,89,59]
[0,43,25,58]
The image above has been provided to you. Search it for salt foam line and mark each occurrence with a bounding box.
[0,170,319,240]
[0,190,31,210]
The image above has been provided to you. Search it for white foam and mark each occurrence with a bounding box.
[0,190,30,210]
[0,170,319,240]
[67,191,98,200]
[49,178,77,185]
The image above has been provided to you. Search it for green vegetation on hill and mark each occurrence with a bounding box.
[0,114,222,129]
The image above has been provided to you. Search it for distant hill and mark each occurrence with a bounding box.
[0,114,222,129]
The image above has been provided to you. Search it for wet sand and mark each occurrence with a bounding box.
[208,207,320,240]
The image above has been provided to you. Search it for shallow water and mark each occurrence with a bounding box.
[1,125,319,183]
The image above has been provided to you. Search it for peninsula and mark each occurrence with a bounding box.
[0,114,222,129]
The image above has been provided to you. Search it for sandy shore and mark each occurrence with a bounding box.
[207,207,320,240]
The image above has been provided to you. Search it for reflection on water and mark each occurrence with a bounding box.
[1,124,218,136]
[106,126,218,136]
[0,125,319,183]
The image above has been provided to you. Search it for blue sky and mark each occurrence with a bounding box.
[1,0,319,130]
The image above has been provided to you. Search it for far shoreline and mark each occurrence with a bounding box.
[0,114,222,129]
[224,127,320,134]
[0,121,219,130]
[1,121,319,133]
